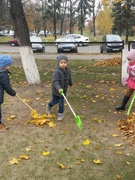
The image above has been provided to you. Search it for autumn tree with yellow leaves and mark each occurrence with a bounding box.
[96,0,113,34]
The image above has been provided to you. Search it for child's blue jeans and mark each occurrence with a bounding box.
[48,95,64,113]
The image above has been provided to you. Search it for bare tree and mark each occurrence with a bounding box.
[9,0,41,84]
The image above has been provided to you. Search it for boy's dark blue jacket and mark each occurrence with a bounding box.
[52,64,72,97]
[0,68,16,104]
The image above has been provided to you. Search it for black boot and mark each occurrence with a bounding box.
[115,96,130,111]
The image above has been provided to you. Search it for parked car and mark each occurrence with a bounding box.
[0,31,8,36]
[57,37,78,53]
[8,38,18,46]
[131,40,135,49]
[100,34,123,53]
[66,34,90,46]
[55,34,90,46]
[8,36,45,52]
[30,36,45,52]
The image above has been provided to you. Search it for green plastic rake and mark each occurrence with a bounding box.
[62,92,82,131]
[127,92,135,116]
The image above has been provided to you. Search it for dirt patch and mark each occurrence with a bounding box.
[0,81,135,180]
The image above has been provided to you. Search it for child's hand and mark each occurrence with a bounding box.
[58,89,63,95]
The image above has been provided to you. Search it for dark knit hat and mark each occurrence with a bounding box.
[127,49,135,60]
[0,54,13,67]
[57,54,68,63]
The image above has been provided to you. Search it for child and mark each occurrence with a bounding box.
[116,49,135,111]
[0,54,16,131]
[46,54,72,120]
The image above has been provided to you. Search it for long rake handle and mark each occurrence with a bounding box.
[62,93,76,117]
[16,94,34,111]
[127,93,135,116]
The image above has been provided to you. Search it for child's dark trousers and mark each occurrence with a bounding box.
[48,95,64,113]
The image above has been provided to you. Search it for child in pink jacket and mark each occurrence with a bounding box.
[116,49,135,111]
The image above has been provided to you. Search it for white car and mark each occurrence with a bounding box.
[55,34,90,46]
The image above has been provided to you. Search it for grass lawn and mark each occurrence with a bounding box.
[0,59,134,180]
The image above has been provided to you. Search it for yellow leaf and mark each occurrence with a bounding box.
[111,134,118,137]
[83,139,91,146]
[36,98,40,100]
[57,162,65,169]
[115,144,122,147]
[23,99,31,103]
[37,90,42,92]
[10,158,20,165]
[25,147,32,152]
[7,115,16,120]
[110,88,115,91]
[99,80,104,84]
[126,162,130,165]
[41,151,50,156]
[86,85,91,89]
[116,152,122,155]
[19,155,29,160]
[116,174,121,179]
[81,158,85,162]
[48,122,56,128]
[93,159,102,164]
[39,140,44,143]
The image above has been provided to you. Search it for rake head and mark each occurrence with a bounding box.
[75,115,82,131]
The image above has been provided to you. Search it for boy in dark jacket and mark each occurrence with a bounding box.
[0,54,16,131]
[46,54,72,120]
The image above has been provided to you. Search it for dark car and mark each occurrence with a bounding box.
[132,40,135,49]
[8,38,18,46]
[100,34,123,53]
[57,37,78,53]
[8,36,45,53]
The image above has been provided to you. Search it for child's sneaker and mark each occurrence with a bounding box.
[46,105,51,114]
[58,113,64,120]
[0,123,9,132]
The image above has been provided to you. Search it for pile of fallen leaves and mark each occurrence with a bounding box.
[25,110,57,128]
[117,112,135,146]
[94,57,121,67]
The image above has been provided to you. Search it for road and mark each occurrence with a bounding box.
[0,44,125,60]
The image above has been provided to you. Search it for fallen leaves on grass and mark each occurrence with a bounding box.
[10,154,29,165]
[25,147,32,152]
[25,110,57,128]
[93,159,102,164]
[111,134,119,137]
[57,162,65,169]
[41,151,50,156]
[115,144,122,147]
[117,112,135,145]
[19,154,29,160]
[10,158,20,165]
[116,174,121,179]
[94,57,121,67]
[7,115,16,120]
[83,139,91,146]
[74,157,85,164]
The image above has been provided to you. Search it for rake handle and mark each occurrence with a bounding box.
[16,94,34,111]
[127,92,135,116]
[62,93,76,117]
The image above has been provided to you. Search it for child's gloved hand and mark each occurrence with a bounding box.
[58,89,63,95]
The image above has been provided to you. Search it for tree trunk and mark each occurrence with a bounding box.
[9,0,41,84]
[19,47,40,84]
